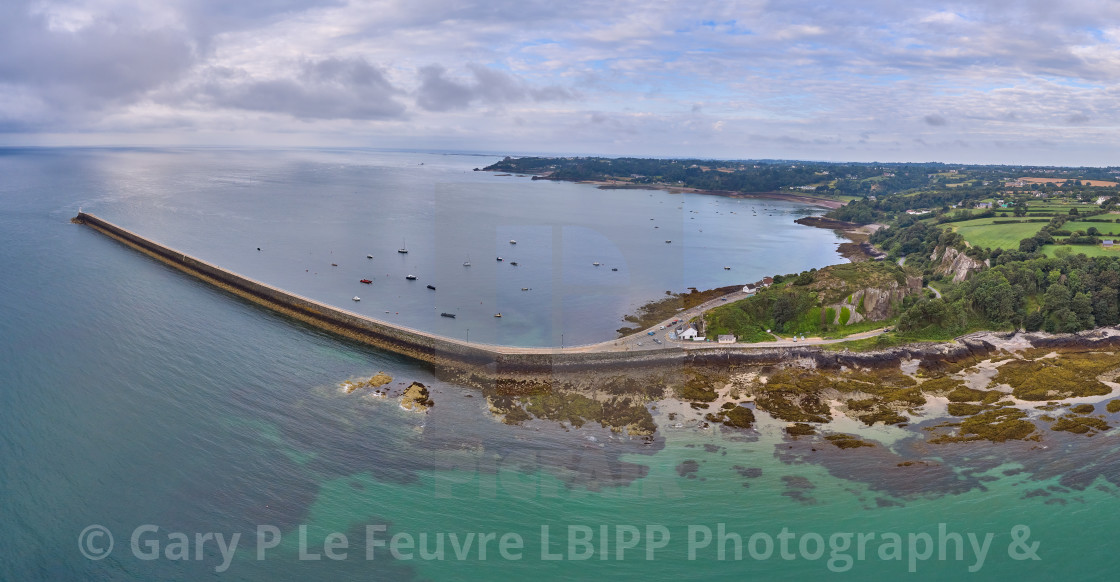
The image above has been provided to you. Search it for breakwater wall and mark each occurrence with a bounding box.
[74,212,695,374]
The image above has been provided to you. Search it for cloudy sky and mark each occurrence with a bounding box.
[2,0,1120,164]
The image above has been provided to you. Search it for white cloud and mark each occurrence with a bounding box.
[2,0,1120,164]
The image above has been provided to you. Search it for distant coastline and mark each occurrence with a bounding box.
[580,180,846,209]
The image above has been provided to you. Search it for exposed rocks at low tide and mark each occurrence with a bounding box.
[400,382,433,412]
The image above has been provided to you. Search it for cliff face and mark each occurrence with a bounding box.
[827,275,924,324]
[931,246,985,282]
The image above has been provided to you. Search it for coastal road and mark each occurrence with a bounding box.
[582,287,890,352]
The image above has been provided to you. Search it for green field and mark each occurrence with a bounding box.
[1041,245,1120,258]
[949,218,1045,250]
[1063,220,1120,234]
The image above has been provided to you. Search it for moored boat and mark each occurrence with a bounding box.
[426,284,436,290]
[406,274,417,280]
[360,279,372,284]
[440,312,456,318]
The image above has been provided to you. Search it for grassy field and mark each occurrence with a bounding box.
[949,219,1045,250]
[1063,220,1120,234]
[1041,245,1120,258]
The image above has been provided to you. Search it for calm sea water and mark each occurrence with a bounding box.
[1,147,1117,581]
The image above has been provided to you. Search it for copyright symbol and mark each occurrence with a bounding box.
[78,525,113,560]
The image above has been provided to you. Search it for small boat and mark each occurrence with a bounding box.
[463,255,471,267]
[665,240,672,243]
[509,239,517,244]
[398,238,408,253]
[352,296,360,301]
[723,266,731,270]
[426,284,436,290]
[521,287,530,291]
[366,254,373,259]
[496,257,503,261]
[494,313,502,318]
[331,263,338,266]
[593,262,601,266]
[611,268,618,271]
[440,312,456,318]
[360,279,373,284]
[510,261,518,266]
[406,274,417,280]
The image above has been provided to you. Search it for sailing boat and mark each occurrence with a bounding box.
[397,238,408,254]
[463,255,471,267]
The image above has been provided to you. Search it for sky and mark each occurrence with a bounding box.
[2,0,1120,165]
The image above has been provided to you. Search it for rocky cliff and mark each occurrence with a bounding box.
[826,275,924,324]
[931,246,986,282]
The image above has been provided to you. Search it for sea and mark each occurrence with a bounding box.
[0,147,1115,581]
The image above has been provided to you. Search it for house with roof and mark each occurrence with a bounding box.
[717,335,736,344]
[678,325,699,340]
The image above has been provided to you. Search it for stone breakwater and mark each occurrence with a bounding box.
[73,213,1120,382]
[74,212,687,376]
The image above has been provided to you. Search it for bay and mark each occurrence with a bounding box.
[1,147,1114,581]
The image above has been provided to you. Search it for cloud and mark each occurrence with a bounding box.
[194,57,407,120]
[3,0,1120,163]
[415,64,574,112]
[0,1,195,124]
[923,114,949,126]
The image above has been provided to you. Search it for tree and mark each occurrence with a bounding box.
[1092,287,1119,326]
[1045,308,1081,333]
[1043,283,1071,313]
[970,274,1018,324]
[1072,292,1095,328]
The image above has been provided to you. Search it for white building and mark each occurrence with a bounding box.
[679,326,699,340]
[717,335,736,344]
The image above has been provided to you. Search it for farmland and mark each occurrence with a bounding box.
[1041,244,1120,258]
[947,217,1046,250]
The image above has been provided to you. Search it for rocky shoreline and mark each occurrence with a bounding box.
[448,327,1120,445]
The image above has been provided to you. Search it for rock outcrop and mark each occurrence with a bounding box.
[341,371,393,394]
[400,382,433,412]
[931,246,985,282]
[827,275,923,324]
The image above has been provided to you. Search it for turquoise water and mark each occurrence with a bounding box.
[1,147,1117,581]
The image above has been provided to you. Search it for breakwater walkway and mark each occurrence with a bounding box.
[74,212,905,376]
